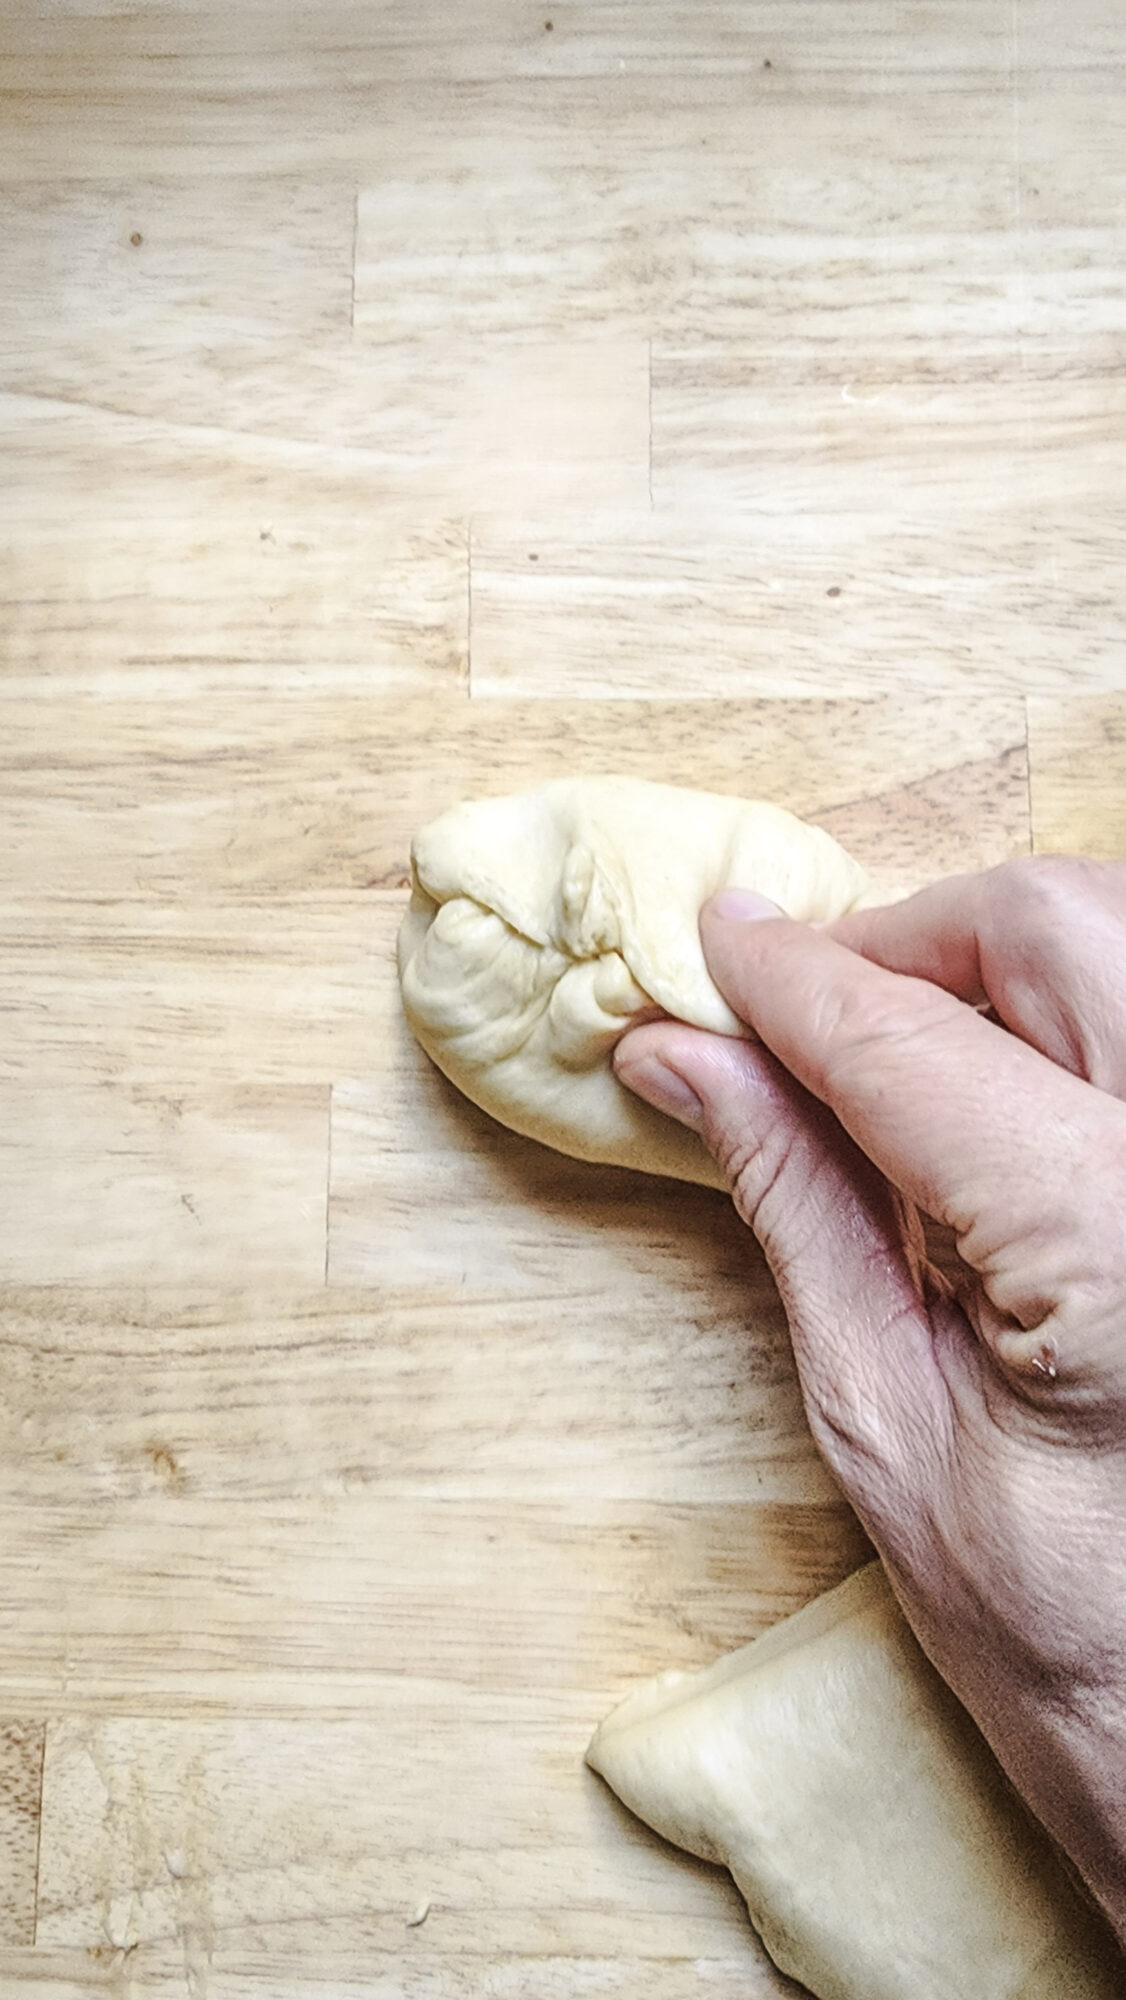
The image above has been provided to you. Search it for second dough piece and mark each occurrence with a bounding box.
[587,1564,1119,2000]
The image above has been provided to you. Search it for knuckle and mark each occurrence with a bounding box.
[717,1107,851,1275]
[987,853,1103,928]
[716,1118,802,1235]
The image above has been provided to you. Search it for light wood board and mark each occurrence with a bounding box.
[2,1,1124,1993]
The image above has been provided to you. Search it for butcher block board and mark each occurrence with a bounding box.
[3,0,1126,1994]
[0,689,1036,1999]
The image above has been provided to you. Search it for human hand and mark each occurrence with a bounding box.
[614,856,1126,1942]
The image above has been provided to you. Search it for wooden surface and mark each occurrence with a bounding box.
[1,2,1123,1993]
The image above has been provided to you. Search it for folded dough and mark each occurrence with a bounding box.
[587,1564,1120,2000]
[397,776,868,1184]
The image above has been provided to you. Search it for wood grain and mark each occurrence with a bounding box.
[0,179,355,338]
[1028,697,1126,855]
[0,339,650,519]
[0,1,1017,85]
[0,1084,328,1285]
[0,13,1019,183]
[0,1723,43,1947]
[354,94,1014,351]
[0,1286,864,1715]
[0,692,1028,901]
[0,1490,865,1712]
[0,513,467,688]
[0,1289,855,1511]
[32,1710,781,1971]
[651,351,1126,517]
[2,0,1124,1990]
[0,1952,805,2000]
[470,508,1126,699]
[0,902,382,1087]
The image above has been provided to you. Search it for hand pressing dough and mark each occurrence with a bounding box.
[401,780,1120,1990]
[587,1564,1120,2000]
[397,776,868,1184]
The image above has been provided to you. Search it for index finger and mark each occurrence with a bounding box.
[830,858,1126,1097]
[698,895,1112,1267]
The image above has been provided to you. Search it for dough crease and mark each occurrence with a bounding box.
[398,775,869,1183]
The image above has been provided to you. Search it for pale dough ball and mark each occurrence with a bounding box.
[397,775,869,1183]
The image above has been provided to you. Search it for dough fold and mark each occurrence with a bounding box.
[586,1564,1120,2000]
[397,776,868,1184]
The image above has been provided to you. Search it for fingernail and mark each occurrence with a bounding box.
[707,889,783,923]
[617,1053,704,1132]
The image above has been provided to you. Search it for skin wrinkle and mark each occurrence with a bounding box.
[1003,960,1105,1082]
[790,1293,950,1514]
[884,1484,1118,1729]
[695,1045,955,1489]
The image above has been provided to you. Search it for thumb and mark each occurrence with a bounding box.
[614,1016,954,1487]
